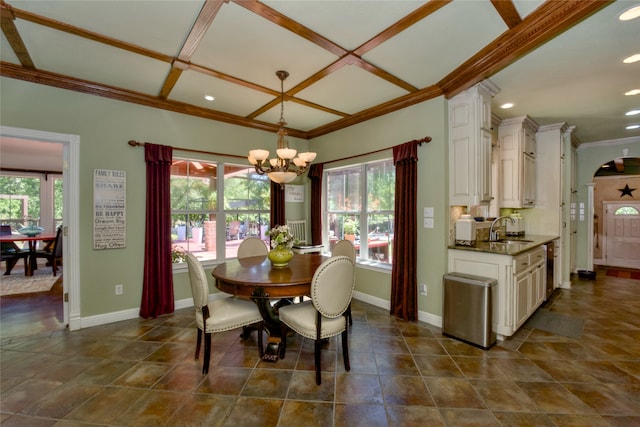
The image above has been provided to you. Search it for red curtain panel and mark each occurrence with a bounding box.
[390,141,420,321]
[140,143,174,318]
[308,163,324,245]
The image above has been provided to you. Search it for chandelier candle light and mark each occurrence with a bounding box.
[248,70,316,185]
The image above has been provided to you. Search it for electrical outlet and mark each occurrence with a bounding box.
[419,283,427,296]
[115,284,123,295]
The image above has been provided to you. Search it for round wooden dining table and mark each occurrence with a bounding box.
[212,253,328,362]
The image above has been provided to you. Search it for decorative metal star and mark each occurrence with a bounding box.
[619,184,636,198]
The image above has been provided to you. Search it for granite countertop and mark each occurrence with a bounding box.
[449,234,559,256]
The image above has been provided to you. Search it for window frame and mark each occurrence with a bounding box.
[323,158,395,269]
[170,156,270,269]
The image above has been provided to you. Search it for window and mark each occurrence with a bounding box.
[170,159,218,261]
[170,158,270,263]
[223,164,270,258]
[0,172,62,233]
[325,159,394,265]
[614,206,639,215]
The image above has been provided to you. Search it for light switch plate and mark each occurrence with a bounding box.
[424,207,434,218]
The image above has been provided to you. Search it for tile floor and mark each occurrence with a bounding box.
[1,267,639,426]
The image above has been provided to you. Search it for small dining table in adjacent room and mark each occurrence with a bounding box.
[212,253,328,362]
[0,234,56,276]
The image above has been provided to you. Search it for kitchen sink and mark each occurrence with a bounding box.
[484,239,534,245]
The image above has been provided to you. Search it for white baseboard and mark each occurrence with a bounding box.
[80,292,443,331]
[352,291,442,329]
[79,294,223,329]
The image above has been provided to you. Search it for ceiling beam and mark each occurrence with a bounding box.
[0,61,309,139]
[158,0,226,99]
[0,1,34,68]
[439,0,613,99]
[490,0,522,29]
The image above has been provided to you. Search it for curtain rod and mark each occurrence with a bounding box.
[322,136,431,165]
[127,140,247,160]
[129,135,431,165]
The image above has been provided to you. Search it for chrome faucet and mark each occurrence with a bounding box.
[489,216,514,242]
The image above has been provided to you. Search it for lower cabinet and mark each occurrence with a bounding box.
[448,246,546,340]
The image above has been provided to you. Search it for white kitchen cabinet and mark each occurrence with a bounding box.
[498,115,539,208]
[449,80,499,206]
[528,123,577,289]
[448,245,546,340]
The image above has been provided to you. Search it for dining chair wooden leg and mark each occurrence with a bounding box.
[314,339,322,385]
[341,328,350,372]
[203,332,212,375]
[279,323,288,359]
[195,328,202,360]
[346,303,353,326]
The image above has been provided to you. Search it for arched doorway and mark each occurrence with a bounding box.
[592,156,640,269]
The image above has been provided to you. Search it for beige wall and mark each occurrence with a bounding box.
[1,76,449,324]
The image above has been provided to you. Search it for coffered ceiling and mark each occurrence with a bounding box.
[1,0,639,144]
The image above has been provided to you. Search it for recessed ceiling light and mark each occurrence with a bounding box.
[626,124,640,130]
[619,5,640,21]
[500,103,514,109]
[623,54,640,64]
[626,110,640,116]
[204,95,215,101]
[625,89,640,96]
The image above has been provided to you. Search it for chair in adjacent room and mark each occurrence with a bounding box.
[286,219,307,245]
[185,252,264,374]
[33,226,63,276]
[278,255,355,385]
[237,236,268,259]
[332,239,356,326]
[1,225,29,275]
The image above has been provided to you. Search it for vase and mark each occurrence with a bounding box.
[268,246,294,268]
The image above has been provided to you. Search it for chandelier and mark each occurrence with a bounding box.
[248,70,316,185]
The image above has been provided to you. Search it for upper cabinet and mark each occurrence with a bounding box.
[498,115,539,208]
[449,80,500,207]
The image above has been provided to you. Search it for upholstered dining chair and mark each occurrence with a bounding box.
[186,252,264,374]
[332,239,356,326]
[237,236,268,259]
[278,255,355,385]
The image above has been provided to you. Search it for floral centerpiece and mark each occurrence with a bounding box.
[265,224,297,267]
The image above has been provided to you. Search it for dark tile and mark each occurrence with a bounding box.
[195,366,252,395]
[385,405,444,427]
[241,368,292,398]
[379,375,433,406]
[424,377,486,409]
[64,386,141,424]
[287,370,335,401]
[113,361,173,388]
[20,382,102,419]
[335,373,384,404]
[114,389,187,427]
[166,393,236,427]
[278,401,333,427]
[375,352,420,375]
[222,396,283,427]
[335,403,388,427]
[438,408,500,426]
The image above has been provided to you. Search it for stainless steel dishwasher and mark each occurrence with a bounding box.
[443,272,497,349]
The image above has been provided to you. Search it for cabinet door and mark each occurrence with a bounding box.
[479,129,493,203]
[514,271,530,328]
[523,154,536,206]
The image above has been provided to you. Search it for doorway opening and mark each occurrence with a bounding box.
[0,126,80,339]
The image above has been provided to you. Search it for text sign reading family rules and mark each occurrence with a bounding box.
[93,169,126,249]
